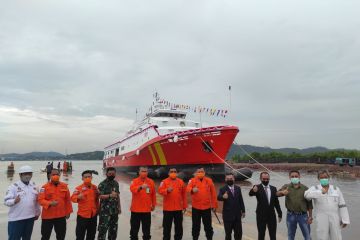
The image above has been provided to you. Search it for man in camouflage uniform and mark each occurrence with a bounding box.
[97,167,121,240]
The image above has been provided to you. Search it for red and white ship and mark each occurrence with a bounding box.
[103,95,252,180]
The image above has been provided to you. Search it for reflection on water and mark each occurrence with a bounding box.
[0,161,358,240]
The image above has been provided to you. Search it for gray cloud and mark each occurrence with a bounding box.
[0,0,359,153]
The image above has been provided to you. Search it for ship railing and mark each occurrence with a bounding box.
[104,125,160,149]
[160,125,235,139]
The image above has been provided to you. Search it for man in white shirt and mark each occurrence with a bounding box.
[4,165,41,240]
[304,170,350,240]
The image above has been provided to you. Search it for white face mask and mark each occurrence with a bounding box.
[21,175,32,183]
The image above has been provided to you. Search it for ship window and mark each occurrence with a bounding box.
[121,146,125,151]
[115,148,119,156]
[180,121,185,127]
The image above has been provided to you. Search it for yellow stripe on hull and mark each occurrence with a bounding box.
[148,146,157,165]
[154,142,167,165]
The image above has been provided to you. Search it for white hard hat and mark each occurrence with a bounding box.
[18,165,33,173]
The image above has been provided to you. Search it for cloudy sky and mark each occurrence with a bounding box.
[0,0,359,154]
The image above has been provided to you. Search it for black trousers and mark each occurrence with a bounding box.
[41,217,66,240]
[130,212,151,240]
[224,219,242,240]
[163,210,183,240]
[191,208,213,240]
[256,214,277,240]
[76,215,97,240]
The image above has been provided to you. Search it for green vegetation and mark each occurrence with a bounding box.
[65,151,104,160]
[231,150,360,163]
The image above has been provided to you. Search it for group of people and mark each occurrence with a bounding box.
[45,161,73,178]
[249,170,350,240]
[4,165,350,240]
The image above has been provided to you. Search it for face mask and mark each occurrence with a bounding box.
[261,180,269,186]
[51,175,60,183]
[226,180,234,186]
[290,178,300,184]
[320,178,329,186]
[21,175,32,184]
[107,175,115,181]
[169,173,177,179]
[140,172,148,178]
[83,177,92,185]
[197,172,205,179]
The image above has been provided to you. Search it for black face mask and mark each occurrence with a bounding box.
[261,180,269,186]
[107,175,115,181]
[226,180,234,186]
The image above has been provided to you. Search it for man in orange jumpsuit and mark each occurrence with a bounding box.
[186,167,218,240]
[38,168,73,240]
[130,167,156,240]
[71,170,99,240]
[158,168,187,240]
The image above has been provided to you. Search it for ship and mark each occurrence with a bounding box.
[103,94,252,181]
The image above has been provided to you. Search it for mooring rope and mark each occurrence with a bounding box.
[198,136,255,181]
[234,141,288,181]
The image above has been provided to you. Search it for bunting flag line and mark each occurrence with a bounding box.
[155,98,229,118]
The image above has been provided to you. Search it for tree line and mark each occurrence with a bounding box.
[231,150,360,164]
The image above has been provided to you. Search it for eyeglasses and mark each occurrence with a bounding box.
[169,170,177,173]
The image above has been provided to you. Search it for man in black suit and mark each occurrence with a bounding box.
[217,173,245,240]
[249,172,282,240]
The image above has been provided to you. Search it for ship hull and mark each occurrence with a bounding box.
[104,126,252,180]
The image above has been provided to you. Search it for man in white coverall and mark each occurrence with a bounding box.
[304,170,350,240]
[4,165,41,240]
